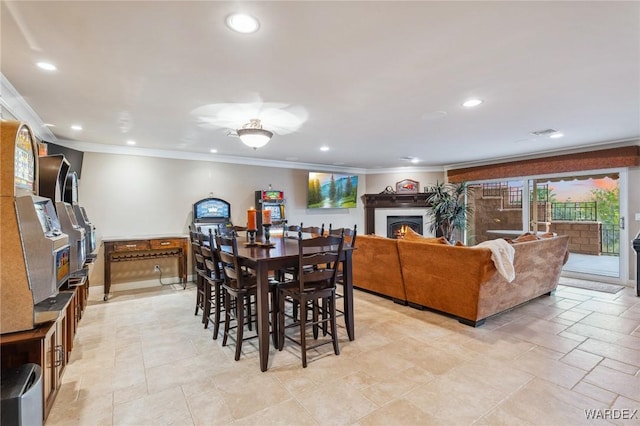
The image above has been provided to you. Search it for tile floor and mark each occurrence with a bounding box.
[46,282,640,426]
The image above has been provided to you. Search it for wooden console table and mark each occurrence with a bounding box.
[102,235,189,301]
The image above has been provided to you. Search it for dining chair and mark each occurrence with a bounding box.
[190,233,207,323]
[214,231,259,360]
[200,232,226,337]
[277,231,344,367]
[327,224,357,334]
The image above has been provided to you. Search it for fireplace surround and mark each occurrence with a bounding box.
[362,193,433,235]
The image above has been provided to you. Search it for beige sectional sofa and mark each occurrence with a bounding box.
[352,233,569,326]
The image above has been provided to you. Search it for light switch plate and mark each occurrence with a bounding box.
[636,212,640,221]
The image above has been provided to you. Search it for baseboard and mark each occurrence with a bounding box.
[89,276,188,297]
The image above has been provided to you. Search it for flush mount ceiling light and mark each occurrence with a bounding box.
[226,13,260,33]
[237,119,273,149]
[462,99,483,108]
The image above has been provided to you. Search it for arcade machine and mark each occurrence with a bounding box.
[65,172,97,262]
[38,155,86,275]
[192,197,233,236]
[0,121,72,334]
[255,189,285,235]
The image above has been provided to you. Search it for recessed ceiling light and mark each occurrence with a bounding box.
[126,140,136,145]
[210,148,218,153]
[226,13,260,33]
[399,156,419,163]
[462,99,483,108]
[320,146,330,152]
[36,62,57,71]
[549,132,564,139]
[71,124,82,131]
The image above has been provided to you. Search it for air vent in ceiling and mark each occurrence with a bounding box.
[530,128,558,136]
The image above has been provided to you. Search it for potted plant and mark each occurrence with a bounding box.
[425,181,472,242]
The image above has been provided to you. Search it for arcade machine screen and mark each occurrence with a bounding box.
[192,197,232,235]
[14,126,36,193]
[33,199,62,237]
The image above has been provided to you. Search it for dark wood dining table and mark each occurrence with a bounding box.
[234,234,355,371]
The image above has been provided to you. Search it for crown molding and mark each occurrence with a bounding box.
[1,73,56,142]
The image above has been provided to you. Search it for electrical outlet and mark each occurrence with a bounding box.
[153,265,160,272]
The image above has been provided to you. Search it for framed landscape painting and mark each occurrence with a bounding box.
[308,172,358,208]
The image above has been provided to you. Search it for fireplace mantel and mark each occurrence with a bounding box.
[362,193,433,235]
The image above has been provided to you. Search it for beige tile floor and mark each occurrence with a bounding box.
[46,282,640,426]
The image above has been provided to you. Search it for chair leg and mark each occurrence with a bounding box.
[194,276,202,316]
[278,292,286,351]
[300,295,308,368]
[330,293,340,355]
[270,288,279,348]
[312,299,320,340]
[213,282,222,340]
[235,294,245,361]
[203,281,211,329]
[246,294,253,331]
[222,292,231,347]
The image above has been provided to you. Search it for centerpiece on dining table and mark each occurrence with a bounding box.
[245,207,275,248]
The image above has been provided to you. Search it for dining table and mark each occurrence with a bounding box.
[234,234,355,371]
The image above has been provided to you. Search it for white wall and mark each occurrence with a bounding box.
[365,171,445,194]
[79,152,367,285]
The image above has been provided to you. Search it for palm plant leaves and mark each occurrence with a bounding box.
[425,181,472,241]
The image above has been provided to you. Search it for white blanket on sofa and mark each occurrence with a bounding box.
[473,239,516,282]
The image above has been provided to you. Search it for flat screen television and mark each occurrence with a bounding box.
[307,172,358,209]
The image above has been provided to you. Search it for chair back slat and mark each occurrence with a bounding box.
[328,224,357,246]
[299,223,325,238]
[296,232,344,292]
[214,231,254,289]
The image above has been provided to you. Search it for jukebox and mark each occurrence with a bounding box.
[255,189,285,234]
[192,197,233,236]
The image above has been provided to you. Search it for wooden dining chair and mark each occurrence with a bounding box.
[214,231,259,360]
[190,233,208,323]
[327,224,357,334]
[200,231,226,338]
[277,231,344,367]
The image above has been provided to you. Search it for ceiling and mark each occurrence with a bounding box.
[1,1,639,172]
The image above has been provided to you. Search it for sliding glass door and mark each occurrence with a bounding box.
[468,169,626,281]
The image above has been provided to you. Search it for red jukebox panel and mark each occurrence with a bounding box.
[255,190,285,232]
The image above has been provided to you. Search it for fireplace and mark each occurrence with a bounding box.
[387,216,423,239]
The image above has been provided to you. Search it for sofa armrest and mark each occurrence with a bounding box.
[353,235,406,301]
